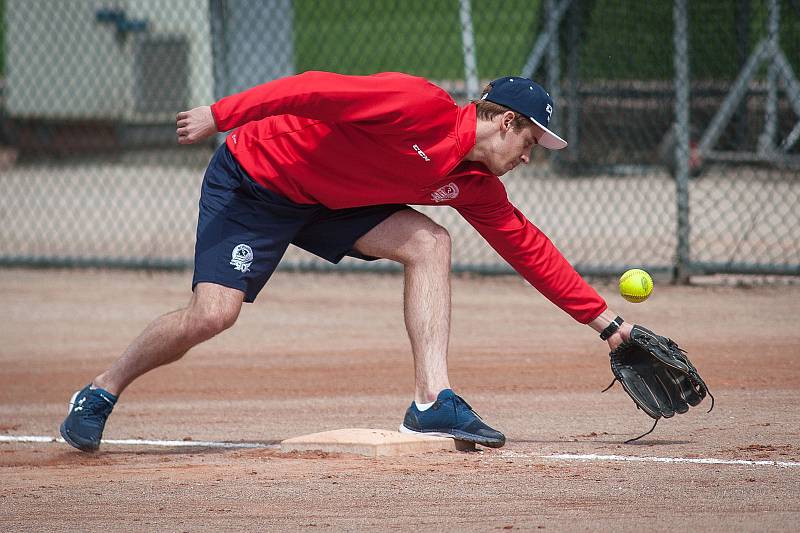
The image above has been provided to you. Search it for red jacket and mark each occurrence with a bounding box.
[211,71,607,323]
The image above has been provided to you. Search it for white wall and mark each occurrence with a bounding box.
[5,0,213,120]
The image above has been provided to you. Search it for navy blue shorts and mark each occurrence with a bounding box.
[192,144,408,302]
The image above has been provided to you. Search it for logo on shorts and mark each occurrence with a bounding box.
[431,182,459,203]
[230,244,253,273]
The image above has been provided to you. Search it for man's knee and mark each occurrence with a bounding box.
[183,285,243,341]
[190,307,238,340]
[405,223,451,264]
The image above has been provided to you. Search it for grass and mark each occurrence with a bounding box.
[293,0,541,80]
[292,0,799,82]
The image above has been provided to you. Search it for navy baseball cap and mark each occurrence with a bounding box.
[481,76,568,150]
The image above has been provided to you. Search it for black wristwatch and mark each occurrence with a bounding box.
[599,316,624,340]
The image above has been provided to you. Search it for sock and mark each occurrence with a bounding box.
[89,384,118,404]
[415,400,435,411]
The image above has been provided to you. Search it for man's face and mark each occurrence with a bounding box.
[483,113,541,176]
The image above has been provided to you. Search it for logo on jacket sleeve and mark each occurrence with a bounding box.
[431,182,460,203]
[230,244,253,272]
[412,144,431,162]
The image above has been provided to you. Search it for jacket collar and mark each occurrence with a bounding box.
[455,103,477,159]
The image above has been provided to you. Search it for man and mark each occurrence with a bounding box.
[60,72,633,452]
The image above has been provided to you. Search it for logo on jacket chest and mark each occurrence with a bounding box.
[412,144,431,162]
[431,182,459,203]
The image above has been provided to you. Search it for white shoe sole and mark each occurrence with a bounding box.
[398,424,455,440]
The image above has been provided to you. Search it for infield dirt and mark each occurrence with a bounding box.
[1,269,799,531]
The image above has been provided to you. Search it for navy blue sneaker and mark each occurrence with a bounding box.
[399,389,506,448]
[59,385,117,452]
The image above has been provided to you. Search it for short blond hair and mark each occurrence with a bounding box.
[473,83,534,132]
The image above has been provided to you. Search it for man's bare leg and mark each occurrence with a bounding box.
[353,210,452,404]
[61,283,245,451]
[93,283,245,396]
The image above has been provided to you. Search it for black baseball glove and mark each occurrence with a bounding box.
[604,325,713,442]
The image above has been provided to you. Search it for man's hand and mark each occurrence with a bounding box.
[176,106,217,144]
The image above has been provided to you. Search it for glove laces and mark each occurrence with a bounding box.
[600,378,715,443]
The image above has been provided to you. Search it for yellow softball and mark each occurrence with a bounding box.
[619,268,653,303]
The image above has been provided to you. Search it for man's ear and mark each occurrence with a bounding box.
[500,111,516,132]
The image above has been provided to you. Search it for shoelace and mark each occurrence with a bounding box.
[452,394,482,420]
[73,392,114,429]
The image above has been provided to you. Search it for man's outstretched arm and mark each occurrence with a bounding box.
[455,178,637,350]
[176,71,447,144]
[209,71,448,133]
[461,198,633,350]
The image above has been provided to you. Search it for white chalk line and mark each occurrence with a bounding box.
[0,435,279,449]
[500,451,800,468]
[2,435,798,467]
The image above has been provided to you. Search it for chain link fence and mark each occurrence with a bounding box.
[1,0,798,277]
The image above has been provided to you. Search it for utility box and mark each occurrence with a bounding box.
[3,0,214,153]
[4,0,214,121]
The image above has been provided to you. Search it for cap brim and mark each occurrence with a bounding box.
[531,117,568,150]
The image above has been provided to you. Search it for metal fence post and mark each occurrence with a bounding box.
[546,0,561,107]
[566,0,581,161]
[673,0,691,282]
[459,0,480,99]
[759,0,779,152]
[733,0,751,149]
[209,0,229,147]
[546,0,562,165]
